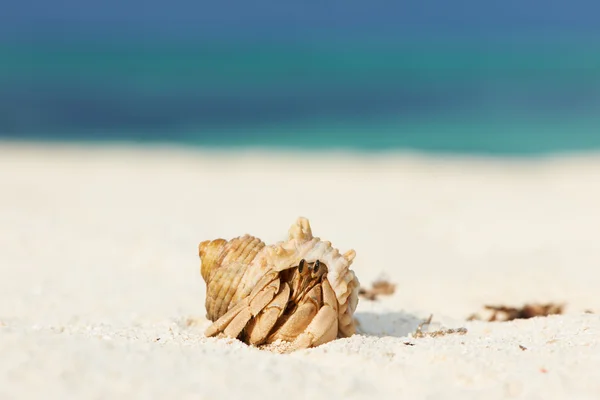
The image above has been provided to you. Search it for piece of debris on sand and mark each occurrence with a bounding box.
[410,314,468,340]
[467,303,564,322]
[358,279,396,301]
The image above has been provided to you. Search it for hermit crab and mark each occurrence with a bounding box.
[199,217,360,352]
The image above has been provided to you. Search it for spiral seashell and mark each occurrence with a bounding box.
[200,235,267,321]
[199,217,360,351]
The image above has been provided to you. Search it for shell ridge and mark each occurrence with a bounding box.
[226,236,266,310]
[212,237,246,317]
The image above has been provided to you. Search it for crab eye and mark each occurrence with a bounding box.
[298,259,305,273]
[313,260,320,273]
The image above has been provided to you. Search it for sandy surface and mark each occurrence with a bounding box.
[1,142,600,399]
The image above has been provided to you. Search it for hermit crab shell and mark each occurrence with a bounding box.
[199,217,360,338]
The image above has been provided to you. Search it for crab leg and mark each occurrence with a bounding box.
[286,279,339,352]
[245,282,291,345]
[266,284,322,343]
[204,296,247,337]
[205,271,280,338]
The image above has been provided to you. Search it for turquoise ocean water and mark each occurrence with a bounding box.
[2,38,600,155]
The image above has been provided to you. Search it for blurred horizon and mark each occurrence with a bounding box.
[2,0,600,154]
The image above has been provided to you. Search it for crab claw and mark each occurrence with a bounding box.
[278,278,339,353]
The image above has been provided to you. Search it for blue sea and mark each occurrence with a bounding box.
[2,37,600,155]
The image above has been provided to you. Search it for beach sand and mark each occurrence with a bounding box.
[1,142,599,399]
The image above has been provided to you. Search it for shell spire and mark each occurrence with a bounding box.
[199,239,227,282]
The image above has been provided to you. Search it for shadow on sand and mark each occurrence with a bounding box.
[354,311,425,338]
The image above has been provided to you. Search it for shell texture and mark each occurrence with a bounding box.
[199,217,360,351]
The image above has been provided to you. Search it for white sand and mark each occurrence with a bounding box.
[1,142,600,399]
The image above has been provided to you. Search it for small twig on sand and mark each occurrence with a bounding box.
[412,314,433,338]
[411,314,468,339]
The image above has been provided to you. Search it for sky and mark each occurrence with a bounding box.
[2,0,600,41]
